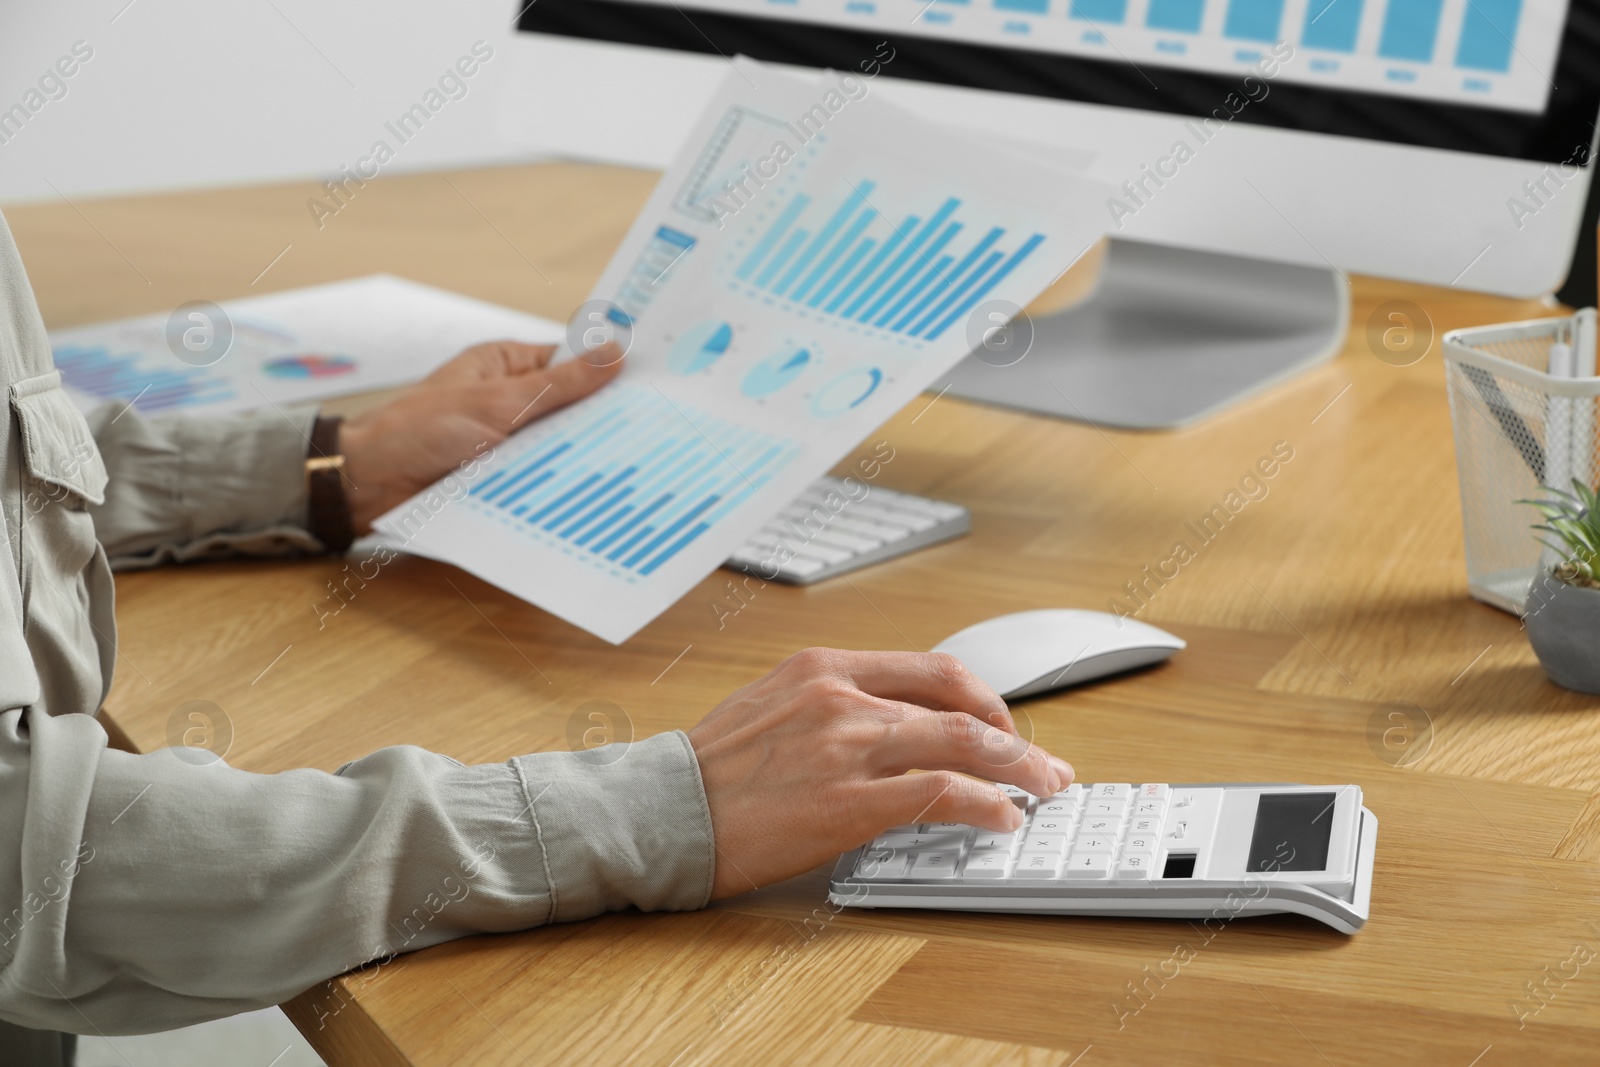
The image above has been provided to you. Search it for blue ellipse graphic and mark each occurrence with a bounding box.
[741,346,811,398]
[809,367,883,418]
[667,320,734,374]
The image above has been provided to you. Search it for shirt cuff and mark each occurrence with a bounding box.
[512,730,716,921]
[87,403,320,565]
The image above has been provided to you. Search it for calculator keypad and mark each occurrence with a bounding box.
[858,783,1174,883]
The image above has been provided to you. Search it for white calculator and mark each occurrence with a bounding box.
[829,783,1378,934]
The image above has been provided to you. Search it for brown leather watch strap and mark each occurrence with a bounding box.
[306,415,354,554]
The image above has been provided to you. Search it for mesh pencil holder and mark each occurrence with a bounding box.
[1442,310,1600,615]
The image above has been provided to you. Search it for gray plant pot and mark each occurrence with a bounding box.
[1524,570,1600,694]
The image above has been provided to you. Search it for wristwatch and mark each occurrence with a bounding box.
[306,415,355,554]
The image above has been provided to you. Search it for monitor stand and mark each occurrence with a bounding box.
[939,237,1350,430]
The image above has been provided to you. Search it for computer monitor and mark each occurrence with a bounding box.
[513,0,1600,427]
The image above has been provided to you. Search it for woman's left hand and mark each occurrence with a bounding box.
[339,339,622,533]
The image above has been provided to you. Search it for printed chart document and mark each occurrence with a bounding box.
[376,59,1111,644]
[50,275,562,417]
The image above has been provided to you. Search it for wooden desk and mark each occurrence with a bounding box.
[9,163,1600,1066]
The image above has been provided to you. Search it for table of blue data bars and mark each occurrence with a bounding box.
[463,384,800,580]
[730,183,1045,344]
[1057,0,1526,75]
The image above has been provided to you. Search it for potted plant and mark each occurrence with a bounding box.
[1521,480,1600,694]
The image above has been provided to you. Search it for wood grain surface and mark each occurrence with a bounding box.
[8,161,1600,1066]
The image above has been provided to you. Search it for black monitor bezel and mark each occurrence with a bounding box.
[519,0,1600,166]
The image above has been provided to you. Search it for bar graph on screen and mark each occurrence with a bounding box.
[638,0,1562,111]
[728,181,1045,343]
[462,383,801,580]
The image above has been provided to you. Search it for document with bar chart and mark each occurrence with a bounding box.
[638,0,1566,112]
[375,59,1110,643]
[47,276,562,417]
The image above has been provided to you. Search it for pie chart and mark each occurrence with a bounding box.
[809,367,883,418]
[667,320,734,374]
[263,354,357,379]
[741,346,811,398]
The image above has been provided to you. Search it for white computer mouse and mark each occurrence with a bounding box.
[932,609,1185,700]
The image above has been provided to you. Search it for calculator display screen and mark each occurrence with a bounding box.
[1246,793,1337,873]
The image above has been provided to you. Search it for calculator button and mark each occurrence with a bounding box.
[1000,785,1037,813]
[911,852,960,878]
[856,848,911,880]
[925,822,968,834]
[1139,784,1171,801]
[1134,800,1165,817]
[1030,818,1074,835]
[1114,853,1155,880]
[1127,818,1162,836]
[1073,834,1117,854]
[1037,799,1079,817]
[870,833,920,851]
[972,831,1022,852]
[1092,783,1134,802]
[962,852,1013,879]
[1086,800,1129,817]
[1081,816,1121,837]
[1124,835,1158,853]
[1022,834,1069,854]
[871,832,966,853]
[1014,853,1063,878]
[1064,853,1113,879]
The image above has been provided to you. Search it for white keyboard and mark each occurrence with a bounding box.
[829,783,1378,933]
[725,476,969,584]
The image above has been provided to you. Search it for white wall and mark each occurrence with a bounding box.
[0,0,719,204]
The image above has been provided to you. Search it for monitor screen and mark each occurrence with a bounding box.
[521,0,1600,163]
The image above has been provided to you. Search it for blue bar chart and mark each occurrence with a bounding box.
[467,384,800,579]
[654,0,1558,110]
[731,182,1046,342]
[53,344,238,412]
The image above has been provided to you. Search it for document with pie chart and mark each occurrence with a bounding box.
[49,275,561,417]
[376,58,1111,644]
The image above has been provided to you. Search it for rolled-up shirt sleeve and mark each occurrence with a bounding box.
[84,404,324,566]
[0,708,716,1035]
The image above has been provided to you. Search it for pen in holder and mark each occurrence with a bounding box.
[1442,310,1600,615]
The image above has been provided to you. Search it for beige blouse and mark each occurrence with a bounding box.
[0,211,715,1037]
